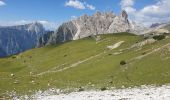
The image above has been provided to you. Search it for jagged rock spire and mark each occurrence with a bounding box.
[120,10,128,20]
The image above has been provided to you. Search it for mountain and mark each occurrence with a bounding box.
[39,10,144,46]
[0,22,45,57]
[150,23,162,28]
[144,22,170,35]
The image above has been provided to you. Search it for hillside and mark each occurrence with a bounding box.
[0,33,170,98]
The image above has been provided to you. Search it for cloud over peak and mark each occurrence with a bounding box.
[65,0,95,10]
[0,1,6,6]
[65,0,85,9]
[121,0,170,26]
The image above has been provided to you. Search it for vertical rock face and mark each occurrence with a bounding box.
[108,10,131,33]
[38,31,54,47]
[121,10,128,20]
[48,22,78,44]
[40,10,143,46]
[0,22,45,57]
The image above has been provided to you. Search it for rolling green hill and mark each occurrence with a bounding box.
[1,33,170,97]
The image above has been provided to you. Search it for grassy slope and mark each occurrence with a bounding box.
[0,33,170,96]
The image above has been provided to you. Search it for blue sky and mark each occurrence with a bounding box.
[0,0,170,30]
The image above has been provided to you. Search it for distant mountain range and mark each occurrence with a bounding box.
[0,22,45,57]
[0,10,170,57]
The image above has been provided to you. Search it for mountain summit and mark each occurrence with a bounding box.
[40,10,143,45]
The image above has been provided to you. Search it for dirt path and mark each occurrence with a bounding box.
[36,53,104,76]
[130,42,170,61]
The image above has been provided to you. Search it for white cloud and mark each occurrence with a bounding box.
[121,0,170,26]
[38,21,59,30]
[120,0,136,14]
[65,0,95,10]
[87,4,95,10]
[65,0,85,9]
[140,0,170,18]
[0,20,58,30]
[120,0,134,8]
[71,16,77,20]
[0,1,6,6]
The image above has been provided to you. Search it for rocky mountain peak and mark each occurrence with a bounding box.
[40,10,144,46]
[93,11,102,17]
[120,10,128,20]
[28,22,45,34]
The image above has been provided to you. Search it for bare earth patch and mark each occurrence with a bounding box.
[107,41,125,50]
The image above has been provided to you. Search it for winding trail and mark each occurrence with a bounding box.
[36,53,104,76]
[36,41,125,76]
[129,42,170,62]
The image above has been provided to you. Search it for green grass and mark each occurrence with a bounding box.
[0,32,170,97]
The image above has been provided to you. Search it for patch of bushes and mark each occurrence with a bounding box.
[12,56,16,59]
[142,52,146,55]
[120,60,126,65]
[64,54,67,57]
[78,87,84,92]
[108,53,112,56]
[101,87,107,91]
[153,35,165,41]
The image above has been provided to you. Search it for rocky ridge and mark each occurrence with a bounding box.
[0,22,45,57]
[41,10,144,45]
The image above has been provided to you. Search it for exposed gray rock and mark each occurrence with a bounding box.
[0,22,45,57]
[144,23,170,35]
[40,10,144,46]
[38,31,54,47]
[48,22,77,44]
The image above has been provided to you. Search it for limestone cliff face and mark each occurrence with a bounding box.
[41,10,143,45]
[108,10,131,33]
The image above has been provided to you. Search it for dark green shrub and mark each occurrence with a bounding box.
[12,56,16,59]
[64,54,67,57]
[153,35,165,41]
[78,87,84,92]
[120,60,126,65]
[108,53,112,56]
[142,52,146,55]
[101,87,107,91]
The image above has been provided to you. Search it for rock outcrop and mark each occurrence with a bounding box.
[0,22,45,57]
[144,23,170,35]
[41,10,144,45]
